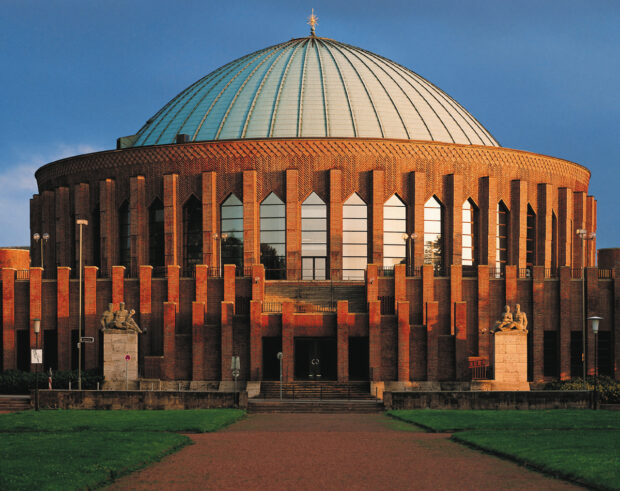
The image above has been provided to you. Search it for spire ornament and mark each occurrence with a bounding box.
[307,8,318,36]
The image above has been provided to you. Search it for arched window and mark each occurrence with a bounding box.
[260,192,286,279]
[301,192,327,280]
[424,196,444,272]
[526,205,536,267]
[383,194,406,268]
[462,199,479,272]
[149,198,165,268]
[119,201,130,269]
[343,193,367,280]
[183,195,202,276]
[496,201,509,272]
[221,194,243,269]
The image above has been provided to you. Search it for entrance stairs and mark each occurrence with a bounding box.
[0,395,31,412]
[249,381,384,413]
[264,282,367,313]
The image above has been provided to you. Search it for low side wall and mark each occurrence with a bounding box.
[37,390,247,410]
[384,391,593,410]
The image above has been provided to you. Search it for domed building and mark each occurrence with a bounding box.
[2,30,617,387]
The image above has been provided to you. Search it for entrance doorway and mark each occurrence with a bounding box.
[294,338,336,380]
[302,257,326,280]
[262,337,281,380]
[348,337,369,380]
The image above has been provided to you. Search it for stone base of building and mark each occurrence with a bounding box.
[493,330,530,391]
[471,380,531,391]
[103,330,138,383]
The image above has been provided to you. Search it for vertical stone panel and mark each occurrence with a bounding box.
[250,300,262,381]
[450,265,462,335]
[559,266,571,380]
[573,191,586,268]
[397,301,410,382]
[426,301,439,381]
[447,174,463,266]
[74,183,91,268]
[162,302,176,380]
[163,173,178,266]
[220,301,234,381]
[285,169,300,279]
[510,180,528,269]
[505,265,517,306]
[537,183,553,268]
[251,263,265,302]
[192,301,205,381]
[477,265,490,361]
[223,264,236,304]
[56,267,71,371]
[337,300,349,382]
[130,176,146,275]
[368,300,381,381]
[112,266,125,310]
[281,302,294,382]
[371,170,384,265]
[411,172,426,268]
[167,264,180,312]
[202,171,217,267]
[243,170,259,268]
[532,266,545,381]
[557,188,573,267]
[99,179,116,277]
[55,187,71,268]
[329,169,343,280]
[2,269,15,370]
[454,301,468,380]
[84,266,98,369]
[479,176,497,267]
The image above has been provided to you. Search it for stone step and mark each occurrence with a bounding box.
[259,381,374,400]
[248,399,384,413]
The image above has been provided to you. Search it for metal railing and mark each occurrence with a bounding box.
[294,302,336,313]
[598,269,615,279]
[406,266,421,277]
[571,268,583,279]
[15,270,30,280]
[469,358,490,380]
[262,302,282,313]
[378,266,395,277]
[518,267,532,279]
[379,296,395,315]
[489,267,505,279]
[544,268,558,278]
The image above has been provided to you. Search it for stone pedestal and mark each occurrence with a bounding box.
[103,330,138,383]
[492,330,530,391]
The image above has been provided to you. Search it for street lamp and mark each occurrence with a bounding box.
[76,218,88,391]
[401,232,417,275]
[213,233,229,274]
[33,319,41,411]
[576,229,596,389]
[231,356,240,406]
[32,232,50,269]
[588,316,603,408]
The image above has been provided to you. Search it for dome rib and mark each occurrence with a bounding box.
[131,36,499,147]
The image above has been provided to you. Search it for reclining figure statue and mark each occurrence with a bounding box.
[100,302,145,334]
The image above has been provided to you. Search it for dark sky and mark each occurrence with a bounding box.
[1,0,618,250]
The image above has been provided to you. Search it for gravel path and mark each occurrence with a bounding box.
[108,413,578,490]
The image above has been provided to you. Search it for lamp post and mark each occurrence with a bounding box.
[576,229,596,389]
[231,356,240,406]
[401,232,417,275]
[277,352,283,400]
[32,232,50,270]
[213,233,229,275]
[76,218,88,391]
[33,319,41,411]
[588,316,602,409]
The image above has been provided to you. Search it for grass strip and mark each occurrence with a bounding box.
[388,409,620,432]
[0,408,245,433]
[452,429,619,491]
[0,431,190,491]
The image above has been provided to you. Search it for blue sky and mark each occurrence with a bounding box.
[1,0,618,250]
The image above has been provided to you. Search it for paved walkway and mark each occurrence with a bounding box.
[108,414,578,490]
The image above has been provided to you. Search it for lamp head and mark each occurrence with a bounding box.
[33,319,40,334]
[42,233,50,242]
[588,316,603,334]
[33,233,40,242]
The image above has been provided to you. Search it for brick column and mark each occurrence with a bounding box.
[74,183,91,268]
[450,265,462,335]
[447,174,463,266]
[573,191,586,269]
[130,176,147,276]
[586,196,597,267]
[250,300,262,381]
[329,169,343,280]
[397,301,410,382]
[394,263,406,310]
[505,265,517,306]
[29,268,43,371]
[162,302,176,380]
[139,266,153,356]
[586,267,599,376]
[286,169,300,279]
[510,180,528,269]
[421,264,434,325]
[366,264,378,303]
[30,194,42,269]
[411,172,426,268]
[251,263,265,302]
[192,301,205,381]
[558,188,573,267]
[477,265,490,361]
[559,267,571,380]
[202,171,218,267]
[99,178,116,277]
[84,266,98,369]
[164,173,178,266]
[56,267,71,371]
[243,170,259,268]
[55,187,71,268]
[537,183,553,268]
[368,300,381,381]
[452,301,467,381]
[281,301,294,382]
[223,264,236,304]
[337,300,349,382]
[167,264,180,312]
[112,266,125,310]
[41,190,56,277]
[195,264,208,305]
[426,301,439,381]
[479,176,497,266]
[532,266,545,381]
[220,301,234,381]
[2,269,15,370]
[371,170,384,265]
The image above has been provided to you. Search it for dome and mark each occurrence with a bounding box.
[132,36,499,147]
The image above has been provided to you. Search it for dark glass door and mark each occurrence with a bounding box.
[294,338,336,380]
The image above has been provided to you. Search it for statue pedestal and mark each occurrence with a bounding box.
[492,330,530,391]
[103,330,138,383]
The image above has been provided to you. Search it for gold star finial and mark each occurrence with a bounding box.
[307,8,318,36]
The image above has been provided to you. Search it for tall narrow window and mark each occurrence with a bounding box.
[462,199,479,272]
[496,201,509,272]
[383,194,406,268]
[260,192,286,279]
[183,195,202,276]
[221,194,243,269]
[92,207,101,269]
[149,198,165,267]
[551,212,558,271]
[526,205,536,267]
[119,201,130,269]
[424,196,443,272]
[301,192,327,280]
[343,193,367,280]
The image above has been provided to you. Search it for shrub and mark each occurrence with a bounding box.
[0,369,103,394]
[544,376,620,404]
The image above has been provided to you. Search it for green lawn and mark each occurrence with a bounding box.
[389,410,620,490]
[0,409,244,490]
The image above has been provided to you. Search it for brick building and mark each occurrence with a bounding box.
[2,35,618,383]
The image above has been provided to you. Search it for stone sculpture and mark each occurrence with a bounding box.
[494,304,528,332]
[100,302,144,334]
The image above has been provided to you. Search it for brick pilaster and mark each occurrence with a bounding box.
[250,300,262,381]
[162,302,176,380]
[368,300,381,381]
[223,264,236,304]
[366,264,378,303]
[192,301,205,381]
[30,194,42,269]
[411,172,426,268]
[202,171,217,267]
[510,180,528,268]
[394,263,406,308]
[450,265,462,335]
[371,170,384,265]
[29,268,43,370]
[337,300,349,382]
[426,301,439,381]
[130,176,147,276]
[163,173,178,266]
[167,264,180,312]
[586,196,596,267]
[532,266,545,381]
[505,265,517,306]
[477,265,490,361]
[111,265,125,310]
[586,267,599,376]
[447,174,463,266]
[220,301,234,381]
[454,301,468,380]
[74,183,91,268]
[55,187,71,268]
[573,191,586,269]
[559,266,571,380]
[397,301,410,382]
[286,169,300,279]
[537,183,553,268]
[251,263,265,302]
[243,170,259,268]
[557,188,573,267]
[56,267,71,371]
[195,264,208,305]
[41,190,56,276]
[99,178,116,277]
[84,266,98,369]
[282,301,294,382]
[139,265,153,359]
[479,176,497,266]
[1,269,16,369]
[329,169,343,280]
[421,264,434,324]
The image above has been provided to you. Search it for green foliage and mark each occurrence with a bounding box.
[544,376,620,403]
[0,369,103,394]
